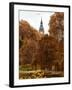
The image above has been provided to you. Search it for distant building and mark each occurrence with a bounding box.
[39,18,44,34]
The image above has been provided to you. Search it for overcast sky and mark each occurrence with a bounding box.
[19,10,54,34]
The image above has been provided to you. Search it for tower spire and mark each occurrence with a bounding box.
[39,18,44,34]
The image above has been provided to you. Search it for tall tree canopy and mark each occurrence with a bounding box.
[19,20,41,65]
[38,35,58,70]
[48,12,64,42]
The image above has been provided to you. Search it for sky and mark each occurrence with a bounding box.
[19,10,54,34]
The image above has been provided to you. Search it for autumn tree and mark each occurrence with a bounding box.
[48,12,64,71]
[31,47,41,70]
[58,38,64,71]
[49,12,64,42]
[19,39,38,65]
[39,34,58,70]
[19,20,41,66]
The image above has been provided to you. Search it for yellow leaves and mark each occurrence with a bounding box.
[19,70,45,79]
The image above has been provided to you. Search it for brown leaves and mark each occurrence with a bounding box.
[19,15,64,72]
[19,20,41,65]
[49,12,64,41]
